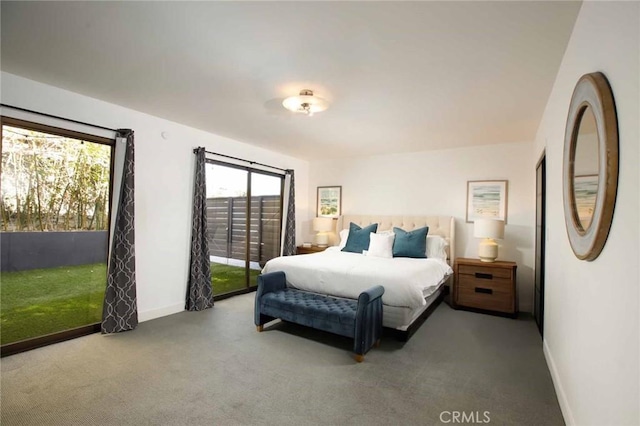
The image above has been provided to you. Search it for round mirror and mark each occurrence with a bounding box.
[563,72,618,261]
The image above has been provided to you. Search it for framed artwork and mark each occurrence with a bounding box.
[317,186,342,217]
[466,180,508,223]
[573,174,598,229]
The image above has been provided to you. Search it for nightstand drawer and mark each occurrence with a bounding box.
[456,275,514,313]
[452,258,517,316]
[458,264,512,280]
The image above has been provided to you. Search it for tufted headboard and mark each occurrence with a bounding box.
[335,215,456,265]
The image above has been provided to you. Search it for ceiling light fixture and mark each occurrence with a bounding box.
[282,89,328,116]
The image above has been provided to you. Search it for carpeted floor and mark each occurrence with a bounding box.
[0,294,564,425]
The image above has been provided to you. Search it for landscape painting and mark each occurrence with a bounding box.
[574,174,598,229]
[466,180,508,223]
[317,186,341,217]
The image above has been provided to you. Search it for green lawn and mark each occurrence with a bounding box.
[0,261,260,345]
[211,262,261,295]
[1,263,107,345]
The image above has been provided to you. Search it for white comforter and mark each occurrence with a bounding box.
[262,247,452,309]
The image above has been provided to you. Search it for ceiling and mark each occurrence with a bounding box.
[1,1,581,160]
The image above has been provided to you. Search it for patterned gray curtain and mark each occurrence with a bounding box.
[102,130,138,334]
[282,169,296,256]
[186,147,214,311]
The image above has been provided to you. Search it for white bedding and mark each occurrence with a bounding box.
[262,246,452,309]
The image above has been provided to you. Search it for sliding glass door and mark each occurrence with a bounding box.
[249,172,283,288]
[206,161,283,297]
[0,118,113,351]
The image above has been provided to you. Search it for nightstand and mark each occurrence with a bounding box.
[452,258,517,317]
[296,245,328,255]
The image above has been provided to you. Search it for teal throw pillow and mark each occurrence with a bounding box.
[341,222,379,254]
[392,226,429,258]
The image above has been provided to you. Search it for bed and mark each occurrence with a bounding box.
[262,215,455,339]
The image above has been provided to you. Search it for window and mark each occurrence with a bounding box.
[206,160,283,297]
[0,117,114,354]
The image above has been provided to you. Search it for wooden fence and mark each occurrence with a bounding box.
[207,195,281,266]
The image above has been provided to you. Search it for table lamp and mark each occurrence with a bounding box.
[313,217,333,247]
[474,218,505,262]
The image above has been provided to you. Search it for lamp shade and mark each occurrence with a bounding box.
[313,217,333,232]
[474,218,505,239]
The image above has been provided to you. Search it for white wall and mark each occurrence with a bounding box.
[308,141,536,312]
[533,2,639,425]
[1,72,310,322]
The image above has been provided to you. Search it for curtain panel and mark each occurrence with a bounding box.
[102,130,138,333]
[186,147,214,311]
[282,169,296,256]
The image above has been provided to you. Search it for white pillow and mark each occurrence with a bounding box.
[338,229,349,249]
[426,235,448,261]
[366,232,395,258]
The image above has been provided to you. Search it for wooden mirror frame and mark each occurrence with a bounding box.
[563,72,618,261]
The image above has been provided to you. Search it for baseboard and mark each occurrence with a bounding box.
[138,303,184,322]
[519,302,533,313]
[543,339,575,426]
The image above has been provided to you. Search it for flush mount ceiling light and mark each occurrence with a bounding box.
[282,89,328,116]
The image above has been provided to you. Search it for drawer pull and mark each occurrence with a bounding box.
[475,287,493,295]
[475,272,493,280]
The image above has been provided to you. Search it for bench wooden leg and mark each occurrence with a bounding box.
[374,339,381,348]
[354,354,364,363]
[256,325,263,332]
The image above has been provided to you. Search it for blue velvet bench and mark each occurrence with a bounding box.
[255,271,384,362]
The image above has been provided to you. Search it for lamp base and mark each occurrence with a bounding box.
[478,238,498,262]
[316,233,329,247]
